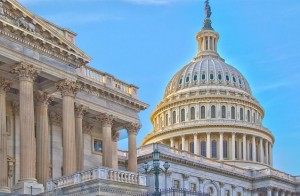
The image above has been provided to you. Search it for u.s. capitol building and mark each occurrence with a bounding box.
[0,0,299,195]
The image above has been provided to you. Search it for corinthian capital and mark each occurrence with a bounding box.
[56,79,80,97]
[35,91,53,105]
[11,62,40,81]
[112,131,120,142]
[125,122,141,135]
[96,113,114,127]
[74,103,88,118]
[0,77,11,92]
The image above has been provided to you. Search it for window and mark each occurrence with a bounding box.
[194,75,198,81]
[190,107,195,120]
[186,76,190,83]
[190,183,196,192]
[233,76,236,83]
[179,79,183,85]
[93,139,102,153]
[208,187,214,196]
[201,141,206,157]
[210,73,214,80]
[247,110,251,122]
[211,105,216,118]
[212,140,217,158]
[172,111,176,124]
[190,142,194,153]
[235,141,238,159]
[231,106,236,119]
[237,192,242,196]
[239,79,242,84]
[226,75,229,81]
[181,109,185,122]
[225,190,230,196]
[253,112,256,123]
[223,140,228,158]
[218,74,222,80]
[240,108,244,121]
[165,114,169,126]
[221,105,226,118]
[201,106,206,119]
[202,73,206,80]
[173,180,180,189]
[250,143,253,161]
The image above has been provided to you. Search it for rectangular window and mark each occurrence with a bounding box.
[190,183,196,192]
[93,139,103,153]
[173,180,180,189]
[225,190,230,196]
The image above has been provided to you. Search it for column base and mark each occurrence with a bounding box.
[12,180,44,195]
[0,187,10,193]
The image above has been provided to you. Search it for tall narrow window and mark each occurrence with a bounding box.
[201,141,206,157]
[223,140,228,158]
[201,106,206,119]
[231,106,236,119]
[181,109,185,122]
[212,140,217,158]
[221,105,226,118]
[247,110,251,122]
[165,114,169,126]
[211,105,216,118]
[235,141,238,159]
[240,108,244,121]
[172,111,176,124]
[253,112,256,123]
[250,143,253,161]
[190,107,195,120]
[194,75,198,81]
[190,142,194,153]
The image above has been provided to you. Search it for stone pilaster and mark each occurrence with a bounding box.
[219,132,224,161]
[97,113,114,168]
[243,134,247,161]
[125,122,141,172]
[206,132,211,158]
[74,103,88,171]
[35,91,53,185]
[252,136,257,162]
[0,77,11,193]
[232,132,236,160]
[11,62,40,183]
[56,79,80,175]
[193,133,199,155]
[259,138,263,163]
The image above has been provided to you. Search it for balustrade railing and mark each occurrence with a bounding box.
[46,166,147,192]
[134,188,209,196]
[78,65,138,98]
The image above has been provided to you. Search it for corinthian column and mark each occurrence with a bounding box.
[0,78,11,193]
[75,103,88,171]
[11,62,40,183]
[112,130,120,169]
[125,123,141,172]
[259,138,263,163]
[219,132,224,161]
[232,132,236,160]
[35,91,53,185]
[56,79,80,175]
[206,133,211,158]
[97,113,114,168]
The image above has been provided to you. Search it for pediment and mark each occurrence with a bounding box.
[0,0,91,67]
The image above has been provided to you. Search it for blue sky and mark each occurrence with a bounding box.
[19,0,300,175]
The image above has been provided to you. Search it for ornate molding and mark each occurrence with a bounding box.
[35,91,53,105]
[125,122,141,135]
[56,79,80,97]
[11,62,40,81]
[96,113,114,127]
[0,77,11,92]
[82,121,93,135]
[74,103,88,118]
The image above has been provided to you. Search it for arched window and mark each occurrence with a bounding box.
[250,143,253,161]
[186,76,190,83]
[201,106,206,119]
[240,108,244,121]
[172,111,176,124]
[190,107,195,120]
[231,106,236,119]
[233,76,236,83]
[202,73,206,80]
[211,105,216,118]
[181,109,185,122]
[253,112,256,123]
[210,73,214,80]
[190,142,194,153]
[218,74,222,80]
[247,110,251,122]
[226,75,230,81]
[221,105,226,118]
[201,141,206,157]
[179,79,183,85]
[194,75,198,81]
[223,140,228,158]
[212,140,217,158]
[165,114,169,126]
[208,187,214,196]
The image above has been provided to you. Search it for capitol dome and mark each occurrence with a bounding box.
[142,1,274,170]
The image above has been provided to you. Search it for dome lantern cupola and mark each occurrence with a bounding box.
[196,0,220,59]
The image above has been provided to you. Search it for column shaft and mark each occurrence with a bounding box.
[252,136,257,162]
[265,141,269,165]
[181,135,185,151]
[269,143,273,166]
[232,133,236,160]
[259,138,263,163]
[112,131,120,169]
[126,123,140,172]
[219,133,223,161]
[206,133,211,158]
[103,124,112,168]
[243,134,247,161]
[194,134,199,155]
[170,138,174,148]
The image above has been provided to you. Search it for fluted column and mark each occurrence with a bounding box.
[75,103,88,171]
[194,134,199,155]
[181,135,186,151]
[125,123,141,172]
[97,114,114,168]
[35,91,53,185]
[243,134,247,161]
[274,189,279,196]
[232,132,236,160]
[11,62,40,182]
[269,143,273,166]
[281,191,286,196]
[252,136,257,162]
[265,141,269,165]
[219,132,224,161]
[259,138,263,163]
[56,79,80,175]
[0,78,11,192]
[267,187,272,196]
[112,130,120,169]
[170,138,174,148]
[206,133,211,158]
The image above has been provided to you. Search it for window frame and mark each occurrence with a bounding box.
[92,137,103,155]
